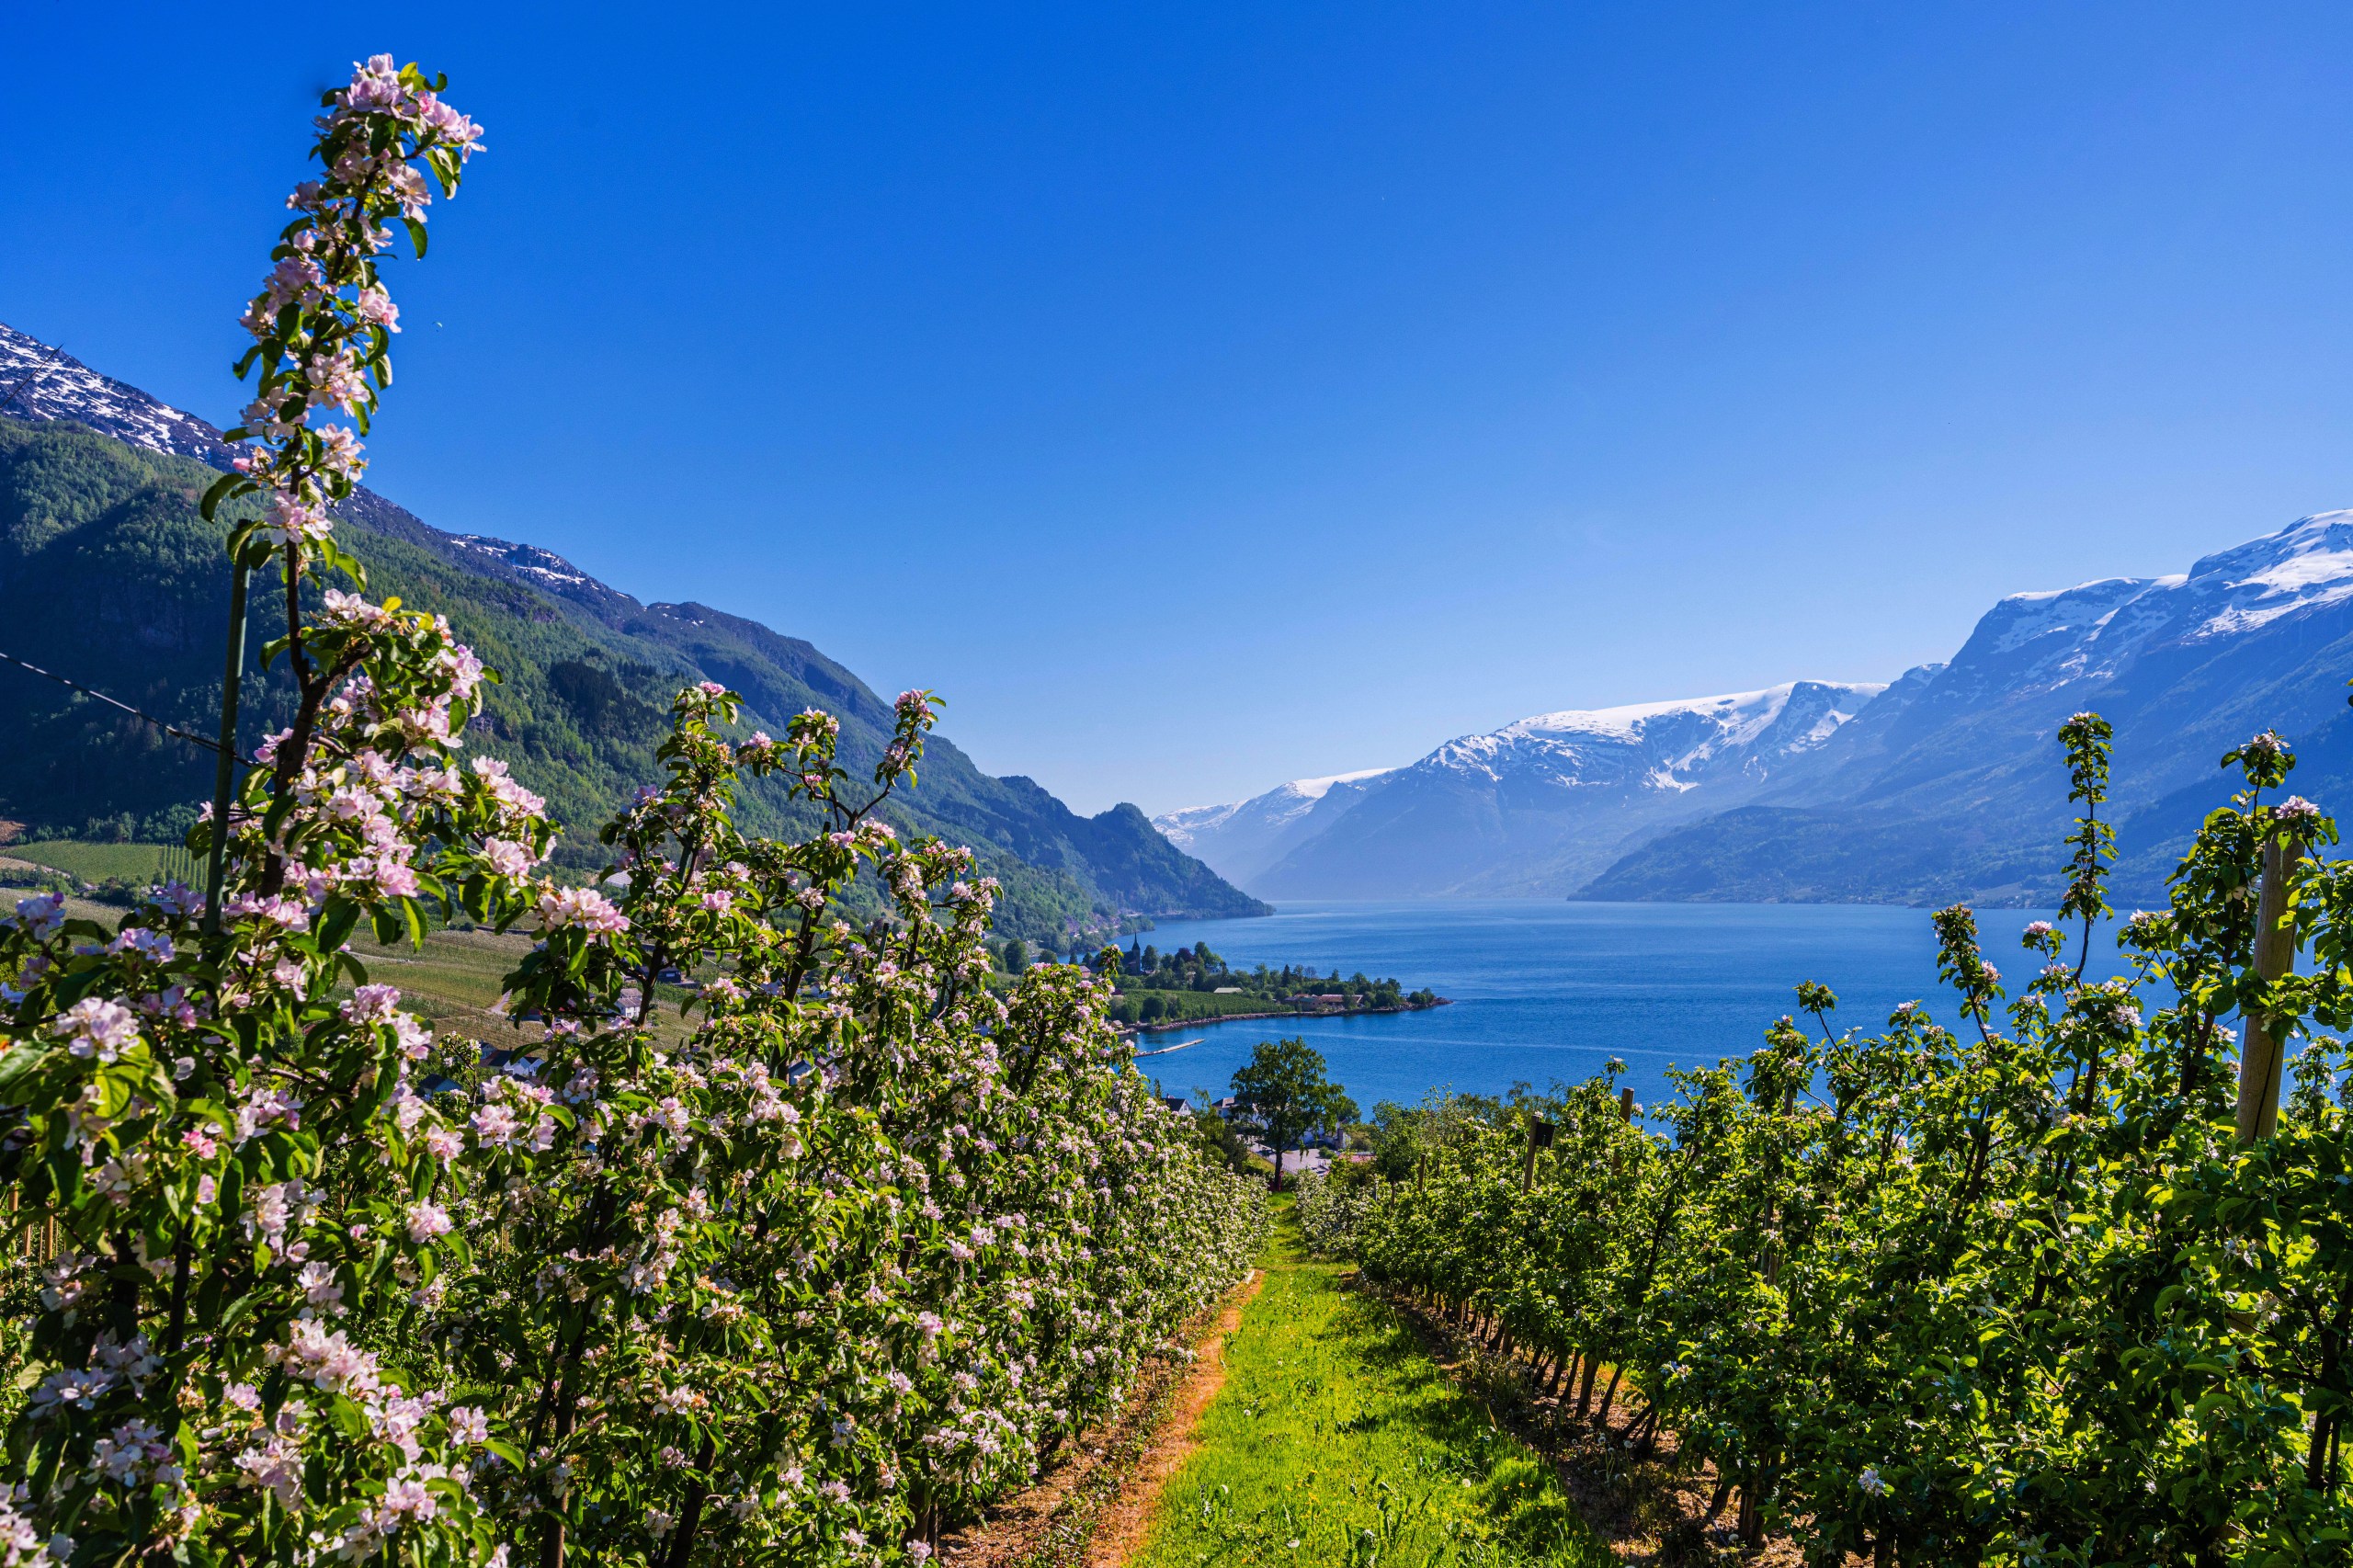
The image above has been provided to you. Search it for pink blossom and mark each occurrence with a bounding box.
[353,285,400,330]
[13,893,64,939]
[380,1477,438,1522]
[107,926,174,963]
[342,984,403,1025]
[52,998,142,1063]
[258,491,332,546]
[404,1201,453,1244]
[482,838,537,878]
[537,886,630,936]
[472,1104,519,1145]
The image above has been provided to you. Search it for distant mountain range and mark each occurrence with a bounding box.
[0,321,1267,941]
[1159,681,1884,898]
[1161,515,2353,906]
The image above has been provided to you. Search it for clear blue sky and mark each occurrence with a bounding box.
[9,4,2353,814]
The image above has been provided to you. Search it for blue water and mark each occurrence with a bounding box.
[1130,901,2121,1116]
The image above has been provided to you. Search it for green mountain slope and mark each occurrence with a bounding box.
[0,412,1266,941]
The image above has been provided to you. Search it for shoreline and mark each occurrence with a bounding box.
[1125,997,1451,1036]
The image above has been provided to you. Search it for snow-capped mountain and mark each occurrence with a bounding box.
[1154,768,1397,889]
[1423,682,1882,794]
[1587,510,2353,903]
[1170,510,2353,904]
[1161,680,1883,897]
[1935,512,2353,695]
[0,323,234,465]
[0,321,640,619]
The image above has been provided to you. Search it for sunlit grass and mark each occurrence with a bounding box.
[5,841,197,883]
[1131,1200,1607,1568]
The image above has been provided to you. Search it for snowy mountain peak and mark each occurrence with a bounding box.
[447,534,599,591]
[1157,679,1886,893]
[2176,510,2353,639]
[1153,767,1402,885]
[0,322,652,621]
[1158,506,2353,902]
[1285,767,1394,801]
[1430,679,1885,787]
[1941,509,2353,697]
[1158,767,1397,835]
[1499,681,1881,747]
[0,322,233,467]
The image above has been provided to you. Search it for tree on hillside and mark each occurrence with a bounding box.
[1231,1037,1357,1190]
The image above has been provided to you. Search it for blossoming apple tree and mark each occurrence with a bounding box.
[1311,715,2353,1565]
[0,57,1264,1568]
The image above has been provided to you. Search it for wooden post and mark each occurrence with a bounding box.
[2236,833,2300,1144]
[1620,1086,1634,1122]
[1523,1115,1553,1192]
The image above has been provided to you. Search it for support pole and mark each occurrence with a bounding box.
[201,562,249,936]
[2235,832,2299,1144]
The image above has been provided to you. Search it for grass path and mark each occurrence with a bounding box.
[1125,1203,1609,1568]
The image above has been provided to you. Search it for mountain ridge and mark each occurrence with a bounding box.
[0,321,1267,938]
[1158,678,1886,898]
[1165,511,2353,906]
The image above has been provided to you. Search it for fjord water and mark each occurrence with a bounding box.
[1132,901,2127,1116]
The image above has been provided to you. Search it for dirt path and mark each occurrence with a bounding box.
[938,1267,1264,1568]
[1083,1267,1263,1567]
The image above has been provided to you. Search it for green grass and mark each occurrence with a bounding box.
[347,926,701,1045]
[5,841,199,884]
[1118,991,1327,1026]
[1131,1201,1608,1568]
[348,927,536,1027]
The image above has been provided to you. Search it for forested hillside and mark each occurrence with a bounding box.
[0,406,1264,940]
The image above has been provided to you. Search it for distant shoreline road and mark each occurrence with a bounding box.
[1126,998,1451,1036]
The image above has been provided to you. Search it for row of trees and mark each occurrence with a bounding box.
[1114,938,1426,1006]
[0,62,1266,1568]
[1301,716,2353,1565]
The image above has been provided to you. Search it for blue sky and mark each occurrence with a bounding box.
[10,3,2353,814]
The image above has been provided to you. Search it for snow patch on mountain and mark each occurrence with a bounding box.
[0,322,234,467]
[1153,767,1401,886]
[448,534,597,590]
[0,321,656,624]
[1425,681,1885,790]
[1288,767,1393,801]
[1157,767,1396,844]
[1938,511,2353,698]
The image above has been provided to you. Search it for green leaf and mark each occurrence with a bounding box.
[199,472,246,522]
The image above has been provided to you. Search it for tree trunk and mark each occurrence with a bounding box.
[1595,1364,1626,1429]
